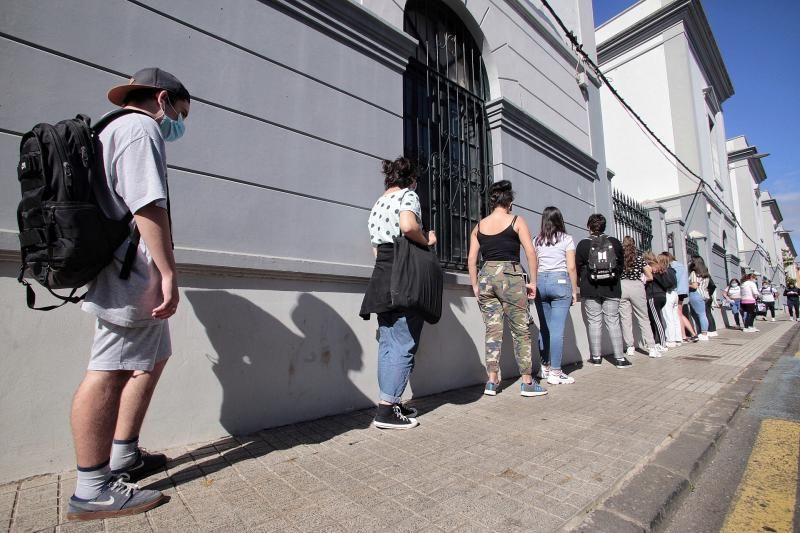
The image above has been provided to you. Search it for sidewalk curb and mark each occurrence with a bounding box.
[566,325,800,532]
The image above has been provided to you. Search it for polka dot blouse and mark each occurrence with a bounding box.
[368,189,422,246]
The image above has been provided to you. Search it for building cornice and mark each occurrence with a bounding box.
[761,198,783,224]
[727,146,767,183]
[597,0,734,102]
[485,98,599,181]
[271,0,417,73]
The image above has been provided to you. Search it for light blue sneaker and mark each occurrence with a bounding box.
[520,382,548,397]
[484,381,499,396]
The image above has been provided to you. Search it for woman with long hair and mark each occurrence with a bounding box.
[657,253,681,346]
[687,256,711,340]
[619,237,659,358]
[533,207,579,384]
[360,157,436,429]
[468,181,546,397]
[643,252,673,352]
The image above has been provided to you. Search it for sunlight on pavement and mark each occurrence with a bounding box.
[721,418,800,533]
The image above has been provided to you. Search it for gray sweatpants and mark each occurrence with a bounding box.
[619,279,655,351]
[583,297,625,359]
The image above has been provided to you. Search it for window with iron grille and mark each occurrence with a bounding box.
[403,0,492,271]
[686,236,699,259]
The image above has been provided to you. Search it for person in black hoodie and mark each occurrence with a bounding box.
[644,252,677,352]
[785,281,799,321]
[576,214,631,368]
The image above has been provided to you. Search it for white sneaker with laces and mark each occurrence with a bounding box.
[547,371,575,385]
[698,333,709,341]
[656,344,668,352]
[665,342,677,348]
[708,331,719,337]
[648,348,662,358]
[625,346,635,357]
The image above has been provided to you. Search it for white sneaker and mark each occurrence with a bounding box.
[708,331,719,337]
[656,344,668,352]
[540,366,550,379]
[648,348,662,358]
[771,318,775,322]
[625,346,635,357]
[698,333,709,341]
[665,342,677,348]
[547,371,575,385]
[743,327,757,333]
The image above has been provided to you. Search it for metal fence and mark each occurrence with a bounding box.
[612,189,653,252]
[686,236,699,259]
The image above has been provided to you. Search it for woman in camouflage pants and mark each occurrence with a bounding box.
[468,181,547,397]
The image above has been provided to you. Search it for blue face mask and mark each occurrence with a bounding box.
[157,97,186,142]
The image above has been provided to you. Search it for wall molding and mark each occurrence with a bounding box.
[597,0,733,102]
[269,0,417,73]
[485,98,599,181]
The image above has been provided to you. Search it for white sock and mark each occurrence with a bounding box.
[74,461,111,500]
[110,436,139,472]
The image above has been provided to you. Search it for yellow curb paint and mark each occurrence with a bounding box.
[721,419,800,533]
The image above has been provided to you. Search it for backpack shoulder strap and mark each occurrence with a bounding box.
[92,108,151,134]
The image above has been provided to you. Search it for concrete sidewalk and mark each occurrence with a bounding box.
[4,320,797,533]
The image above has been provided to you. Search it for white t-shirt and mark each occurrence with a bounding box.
[368,189,422,246]
[760,286,776,302]
[740,280,759,302]
[82,112,169,327]
[726,283,741,300]
[534,233,575,272]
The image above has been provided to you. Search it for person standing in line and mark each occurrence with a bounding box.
[67,69,191,521]
[533,207,579,385]
[656,253,681,347]
[722,278,744,329]
[740,273,760,333]
[760,280,778,322]
[360,157,437,429]
[619,237,659,358]
[670,255,698,342]
[643,252,670,354]
[687,256,711,341]
[468,181,547,397]
[576,214,631,368]
[784,281,799,321]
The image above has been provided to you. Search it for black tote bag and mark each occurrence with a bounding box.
[390,236,443,324]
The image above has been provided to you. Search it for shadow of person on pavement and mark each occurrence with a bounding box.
[145,290,373,490]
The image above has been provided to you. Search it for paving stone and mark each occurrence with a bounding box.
[603,464,689,530]
[570,508,646,532]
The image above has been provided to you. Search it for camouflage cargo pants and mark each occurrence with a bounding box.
[477,261,532,375]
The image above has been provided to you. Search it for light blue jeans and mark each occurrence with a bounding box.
[535,271,573,370]
[377,311,424,403]
[688,291,709,333]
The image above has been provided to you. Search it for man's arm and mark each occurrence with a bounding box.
[134,203,178,319]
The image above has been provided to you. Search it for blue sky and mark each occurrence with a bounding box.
[593,0,800,253]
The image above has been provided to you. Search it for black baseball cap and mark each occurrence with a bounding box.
[107,67,191,107]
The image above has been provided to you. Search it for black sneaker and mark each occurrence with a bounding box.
[688,335,699,343]
[398,403,418,418]
[111,448,168,483]
[67,477,167,521]
[613,357,632,368]
[374,404,419,430]
[590,356,602,366]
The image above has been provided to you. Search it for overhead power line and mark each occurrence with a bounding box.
[536,0,774,266]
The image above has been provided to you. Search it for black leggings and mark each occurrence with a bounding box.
[648,294,667,346]
[788,299,799,318]
[765,301,775,318]
[741,302,756,328]
[705,299,717,332]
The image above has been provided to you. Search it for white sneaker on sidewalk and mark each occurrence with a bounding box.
[698,333,709,341]
[665,342,677,348]
[547,372,575,385]
[648,348,662,358]
[625,346,635,357]
[707,331,718,337]
[770,318,775,322]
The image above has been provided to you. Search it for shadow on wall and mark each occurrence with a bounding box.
[186,290,373,436]
[407,290,486,406]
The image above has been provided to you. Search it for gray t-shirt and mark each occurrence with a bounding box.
[368,189,422,246]
[81,112,168,327]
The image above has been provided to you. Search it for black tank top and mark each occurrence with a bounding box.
[478,216,520,262]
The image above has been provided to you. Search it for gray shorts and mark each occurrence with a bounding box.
[88,318,172,371]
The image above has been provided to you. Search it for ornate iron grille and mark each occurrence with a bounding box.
[612,189,653,252]
[686,236,699,259]
[403,0,492,271]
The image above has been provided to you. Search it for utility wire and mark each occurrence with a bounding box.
[537,0,774,266]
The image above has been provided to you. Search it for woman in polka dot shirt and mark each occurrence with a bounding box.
[359,157,436,430]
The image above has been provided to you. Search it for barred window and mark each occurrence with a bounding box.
[403,0,492,271]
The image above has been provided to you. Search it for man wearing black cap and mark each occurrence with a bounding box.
[67,68,190,520]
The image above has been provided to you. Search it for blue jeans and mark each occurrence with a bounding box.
[688,291,708,333]
[535,271,573,370]
[377,311,424,403]
[729,300,741,326]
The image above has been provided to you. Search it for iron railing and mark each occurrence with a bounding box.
[612,189,653,252]
[403,0,492,271]
[686,236,699,259]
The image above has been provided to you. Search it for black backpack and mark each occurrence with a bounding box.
[587,234,618,282]
[16,109,146,310]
